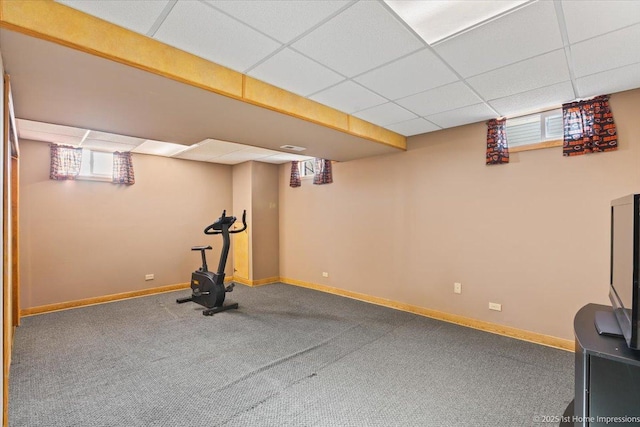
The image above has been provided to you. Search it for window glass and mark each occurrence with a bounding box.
[79,149,113,179]
[506,109,562,149]
[300,159,315,177]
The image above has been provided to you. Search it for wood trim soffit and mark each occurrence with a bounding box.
[0,0,406,151]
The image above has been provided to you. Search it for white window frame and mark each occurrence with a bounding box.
[299,159,315,178]
[78,148,113,182]
[506,109,563,153]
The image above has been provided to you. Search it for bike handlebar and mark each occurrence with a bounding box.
[203,210,247,235]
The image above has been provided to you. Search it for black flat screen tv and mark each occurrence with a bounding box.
[608,194,640,350]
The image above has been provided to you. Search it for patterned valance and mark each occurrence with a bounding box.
[50,144,82,180]
[486,118,509,165]
[562,95,617,156]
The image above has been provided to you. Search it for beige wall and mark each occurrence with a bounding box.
[232,161,280,281]
[279,88,640,341]
[232,161,252,279]
[18,89,640,340]
[19,140,232,308]
[251,162,279,280]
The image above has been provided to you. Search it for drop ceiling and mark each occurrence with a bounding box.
[2,0,640,164]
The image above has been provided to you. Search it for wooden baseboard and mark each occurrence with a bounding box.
[280,277,575,352]
[232,276,279,287]
[18,276,575,352]
[19,276,266,316]
[20,282,191,317]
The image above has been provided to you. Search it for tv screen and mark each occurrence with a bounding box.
[609,194,640,350]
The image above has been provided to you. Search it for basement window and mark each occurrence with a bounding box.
[299,159,315,178]
[78,149,113,181]
[506,109,563,152]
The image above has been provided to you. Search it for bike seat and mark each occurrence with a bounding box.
[191,245,212,251]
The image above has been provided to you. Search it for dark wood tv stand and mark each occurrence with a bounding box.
[573,304,640,426]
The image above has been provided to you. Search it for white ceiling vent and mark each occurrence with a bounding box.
[280,145,306,152]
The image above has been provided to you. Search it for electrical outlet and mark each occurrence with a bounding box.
[454,282,462,294]
[489,302,502,311]
[322,272,329,278]
[145,274,154,281]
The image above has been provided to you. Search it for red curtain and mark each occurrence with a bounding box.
[486,118,509,165]
[562,95,617,156]
[113,151,135,185]
[50,143,82,180]
[289,161,301,187]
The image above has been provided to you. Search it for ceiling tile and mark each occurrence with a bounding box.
[174,151,217,162]
[86,131,145,146]
[354,48,458,100]
[213,148,275,164]
[248,48,344,97]
[576,62,640,99]
[433,1,563,77]
[18,130,85,146]
[175,139,244,159]
[17,119,87,137]
[57,0,170,34]
[425,103,497,129]
[205,0,350,43]
[561,0,640,44]
[571,24,640,78]
[488,81,575,117]
[240,146,279,156]
[352,102,417,127]
[208,156,245,165]
[132,140,189,157]
[310,80,387,114]
[385,0,528,44]
[291,1,424,77]
[259,153,312,164]
[153,1,281,73]
[466,50,570,101]
[385,118,440,137]
[396,81,483,117]
[82,139,140,152]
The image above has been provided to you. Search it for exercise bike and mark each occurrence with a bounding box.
[176,210,247,316]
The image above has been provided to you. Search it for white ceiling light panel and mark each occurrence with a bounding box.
[384,0,528,45]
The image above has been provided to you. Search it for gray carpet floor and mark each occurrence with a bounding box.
[10,283,574,426]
